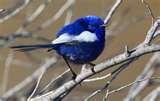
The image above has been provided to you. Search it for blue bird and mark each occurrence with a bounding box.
[11,15,106,78]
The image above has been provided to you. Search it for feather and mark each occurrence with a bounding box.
[10,44,55,52]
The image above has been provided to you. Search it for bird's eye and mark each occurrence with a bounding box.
[88,24,99,28]
[94,24,101,28]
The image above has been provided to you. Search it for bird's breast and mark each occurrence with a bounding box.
[57,41,105,64]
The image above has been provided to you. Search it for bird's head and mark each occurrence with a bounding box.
[76,15,105,32]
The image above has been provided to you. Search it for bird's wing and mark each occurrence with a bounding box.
[11,31,98,52]
[52,31,98,44]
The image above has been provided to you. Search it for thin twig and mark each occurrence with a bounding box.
[39,69,70,93]
[142,0,155,24]
[104,0,122,25]
[109,77,160,95]
[84,73,111,82]
[27,61,47,101]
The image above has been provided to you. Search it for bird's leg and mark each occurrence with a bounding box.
[62,56,77,79]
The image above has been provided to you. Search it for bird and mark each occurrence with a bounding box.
[11,15,106,79]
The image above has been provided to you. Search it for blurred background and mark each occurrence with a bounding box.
[0,0,160,101]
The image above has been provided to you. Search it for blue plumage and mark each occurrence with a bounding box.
[11,15,106,64]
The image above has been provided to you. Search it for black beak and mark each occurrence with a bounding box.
[101,24,107,27]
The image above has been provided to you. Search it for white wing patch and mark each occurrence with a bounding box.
[52,33,72,44]
[52,31,98,44]
[74,31,98,42]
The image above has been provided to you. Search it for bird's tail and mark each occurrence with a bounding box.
[10,43,56,52]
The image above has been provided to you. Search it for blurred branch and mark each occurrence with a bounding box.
[0,1,74,99]
[23,0,52,28]
[0,0,74,47]
[0,9,6,16]
[108,11,146,36]
[64,7,73,25]
[1,57,57,100]
[142,0,155,23]
[0,0,75,48]
[0,0,54,47]
[17,0,54,33]
[0,31,50,47]
[12,59,33,68]
[124,53,160,101]
[0,0,31,23]
[33,0,75,32]
[143,86,160,101]
[1,52,14,93]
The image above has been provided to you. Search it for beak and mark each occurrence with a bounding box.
[101,24,107,27]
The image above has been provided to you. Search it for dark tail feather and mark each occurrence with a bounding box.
[10,44,55,52]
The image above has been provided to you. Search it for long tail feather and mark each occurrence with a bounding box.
[10,44,55,52]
